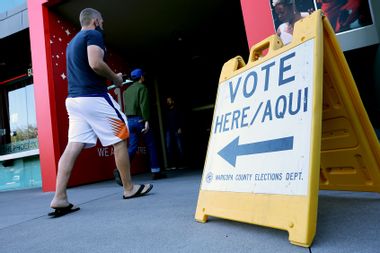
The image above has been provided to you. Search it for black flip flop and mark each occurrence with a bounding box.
[123,184,152,199]
[48,203,80,218]
[142,184,153,195]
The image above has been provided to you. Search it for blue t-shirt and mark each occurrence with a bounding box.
[66,30,107,97]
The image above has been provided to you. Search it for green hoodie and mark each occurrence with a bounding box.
[123,81,150,121]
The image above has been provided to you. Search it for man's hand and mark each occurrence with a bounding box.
[141,121,150,134]
[113,73,123,88]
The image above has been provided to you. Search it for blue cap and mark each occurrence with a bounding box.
[131,68,143,80]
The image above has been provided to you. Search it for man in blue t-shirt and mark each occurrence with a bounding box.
[49,8,153,217]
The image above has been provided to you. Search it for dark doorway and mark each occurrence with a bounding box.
[53,0,250,169]
[150,2,249,168]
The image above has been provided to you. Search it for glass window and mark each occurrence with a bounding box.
[0,77,38,156]
[0,0,26,13]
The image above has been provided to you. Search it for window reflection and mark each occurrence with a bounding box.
[0,77,38,155]
[0,0,27,12]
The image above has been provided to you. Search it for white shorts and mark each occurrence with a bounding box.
[66,94,129,148]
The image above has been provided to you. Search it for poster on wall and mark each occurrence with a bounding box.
[269,0,378,51]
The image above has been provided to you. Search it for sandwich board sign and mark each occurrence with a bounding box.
[195,10,380,247]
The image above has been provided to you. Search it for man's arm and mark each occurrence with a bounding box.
[87,45,123,87]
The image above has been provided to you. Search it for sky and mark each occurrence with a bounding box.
[0,0,26,13]
[9,84,37,131]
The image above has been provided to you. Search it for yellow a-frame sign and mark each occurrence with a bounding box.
[195,10,380,247]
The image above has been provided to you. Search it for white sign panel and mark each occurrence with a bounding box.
[201,39,315,196]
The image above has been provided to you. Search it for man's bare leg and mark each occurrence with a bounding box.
[50,142,84,208]
[113,140,150,197]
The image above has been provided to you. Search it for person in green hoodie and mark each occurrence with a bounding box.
[114,68,166,183]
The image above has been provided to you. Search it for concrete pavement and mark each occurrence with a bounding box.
[0,169,379,253]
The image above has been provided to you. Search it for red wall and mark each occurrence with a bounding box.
[240,0,275,48]
[28,0,58,191]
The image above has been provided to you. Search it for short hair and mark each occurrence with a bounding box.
[79,8,101,27]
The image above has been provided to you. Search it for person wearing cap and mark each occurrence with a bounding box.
[49,8,153,217]
[113,68,166,183]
